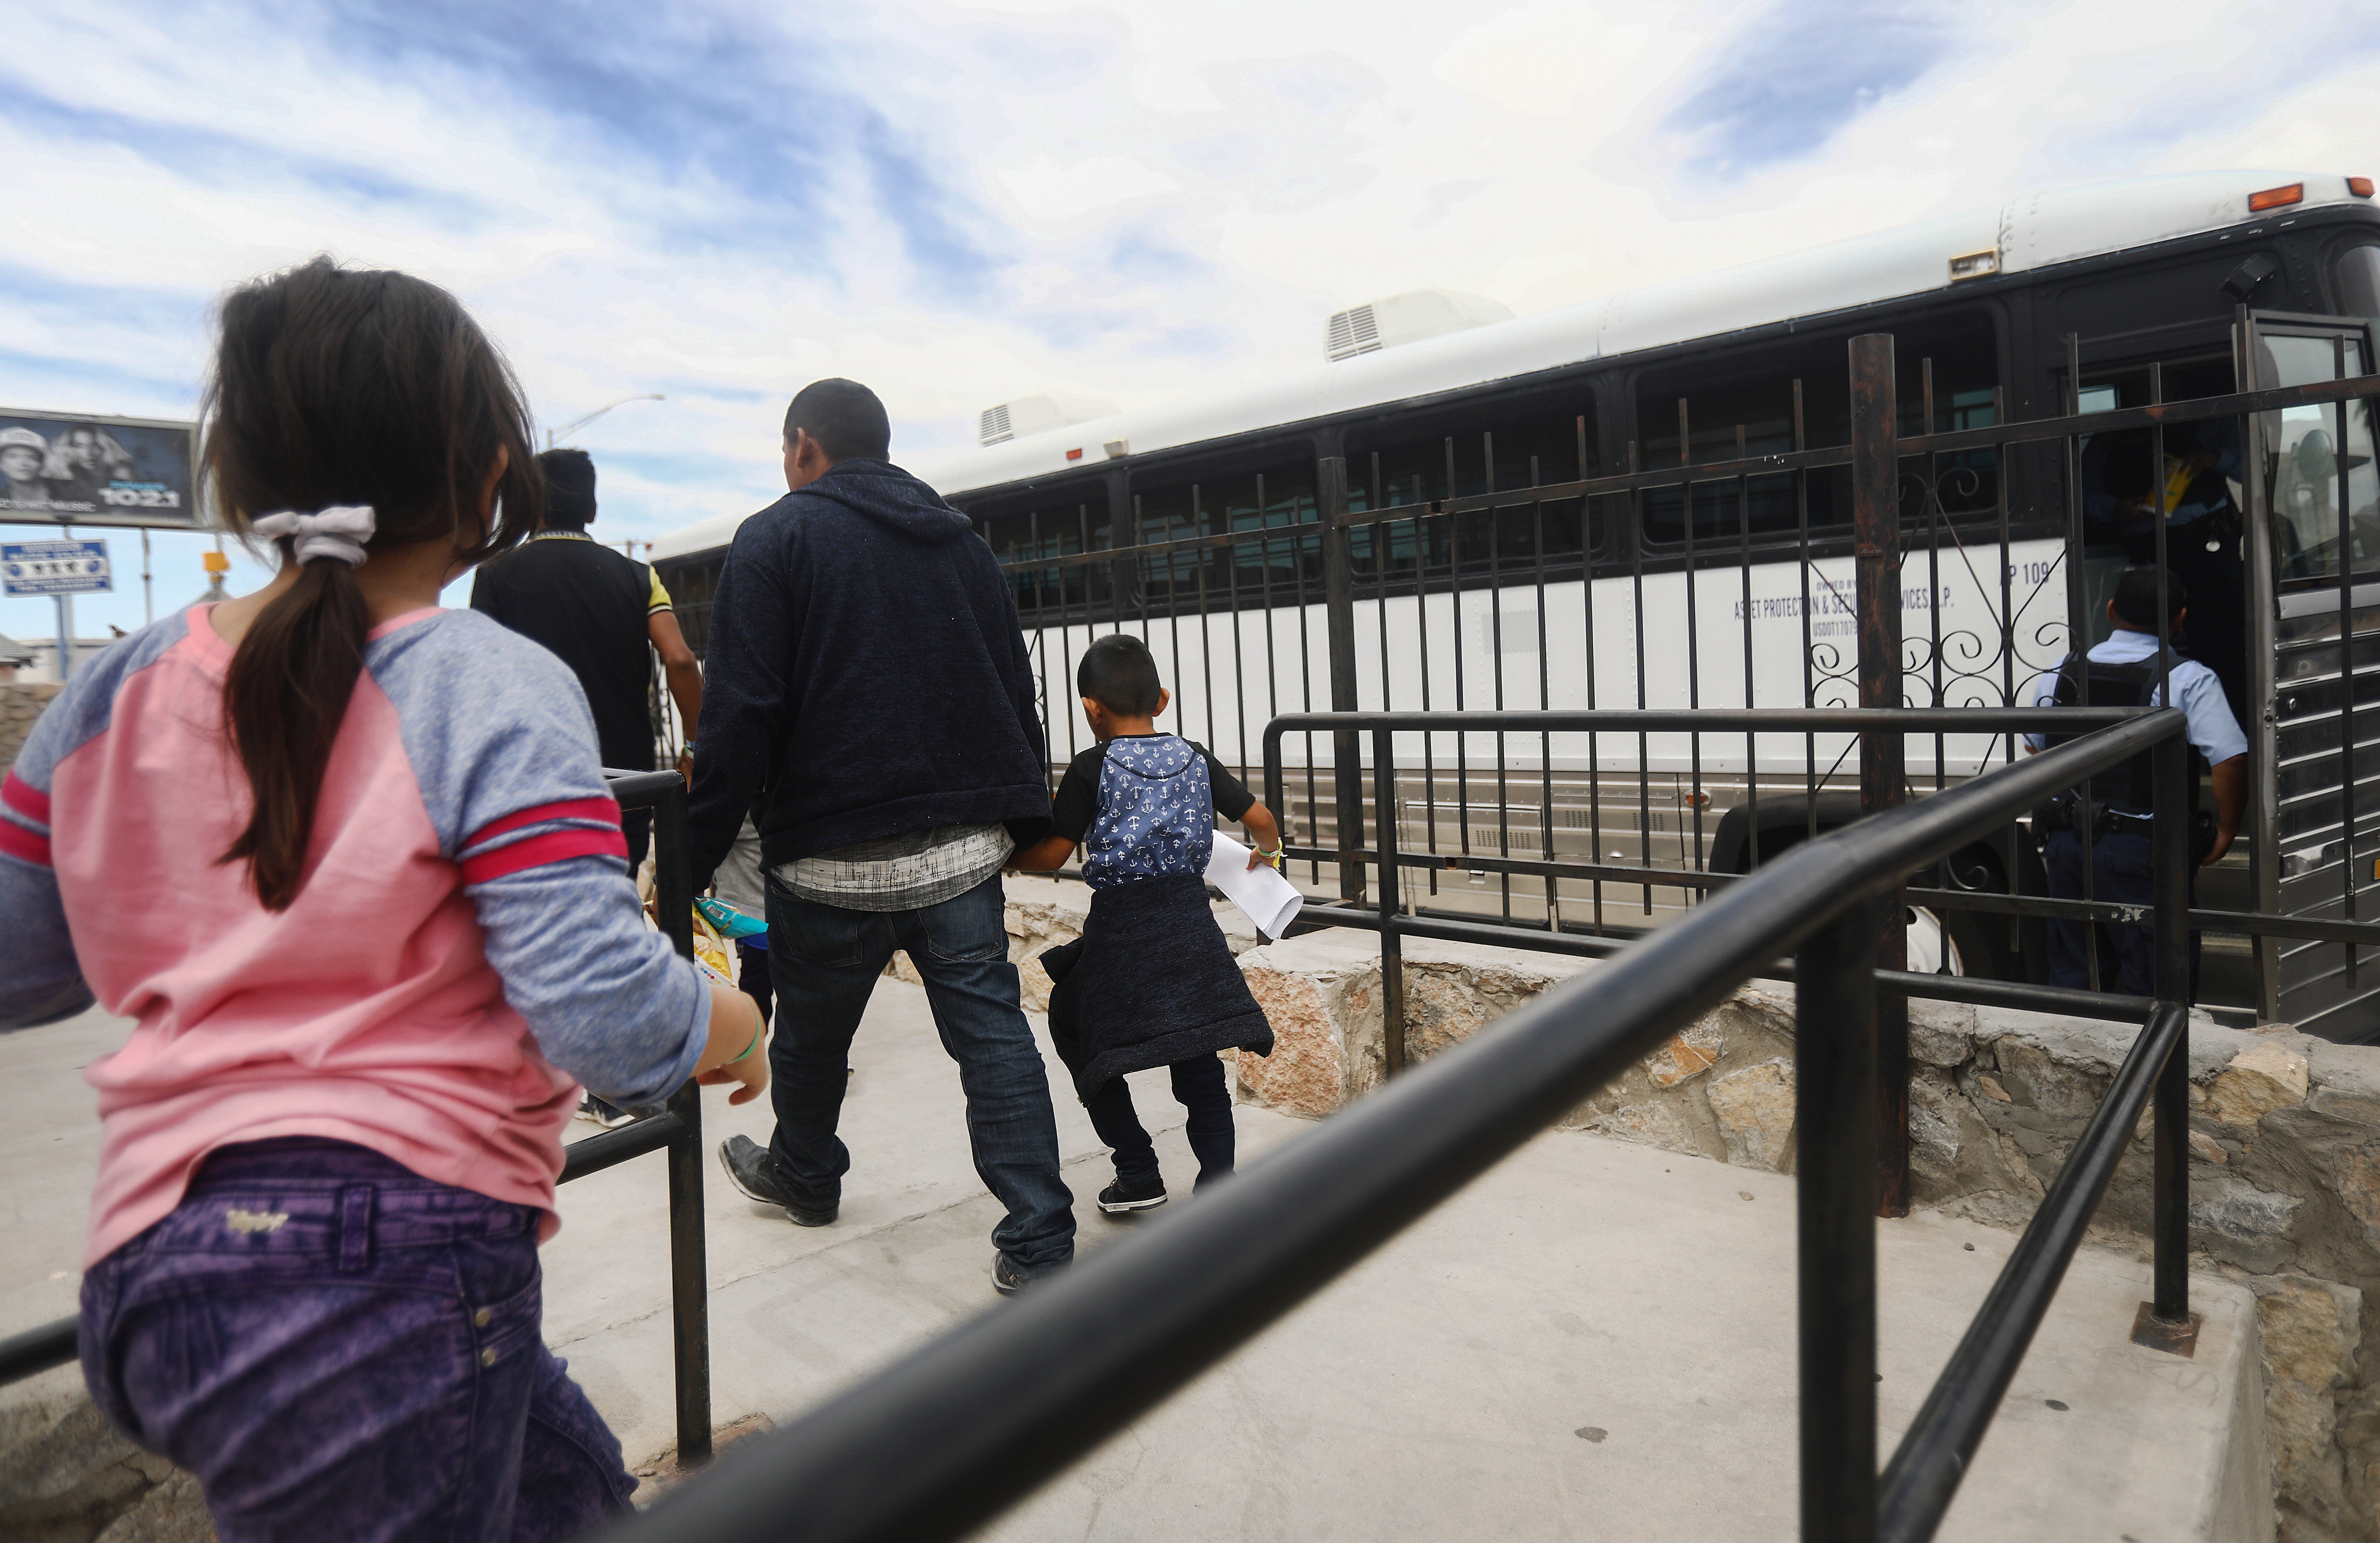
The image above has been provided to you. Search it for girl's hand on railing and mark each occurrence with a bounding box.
[694,986,769,1104]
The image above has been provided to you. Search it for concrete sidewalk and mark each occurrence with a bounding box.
[4,972,2267,1540]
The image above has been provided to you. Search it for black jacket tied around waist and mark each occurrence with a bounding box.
[1040,873,1273,1101]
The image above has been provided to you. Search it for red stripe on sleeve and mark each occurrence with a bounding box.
[464,796,622,852]
[459,827,629,885]
[1,770,49,824]
[0,816,51,868]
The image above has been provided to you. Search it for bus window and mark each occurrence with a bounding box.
[973,487,1114,620]
[2333,242,2380,318]
[1133,459,1319,608]
[2260,331,2380,588]
[1342,399,1597,588]
[2072,352,2248,716]
[1637,311,1999,544]
[2070,354,2238,552]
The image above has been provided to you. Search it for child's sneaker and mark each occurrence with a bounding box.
[1097,1175,1168,1214]
[576,1095,638,1130]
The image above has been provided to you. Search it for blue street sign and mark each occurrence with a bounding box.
[1,539,113,596]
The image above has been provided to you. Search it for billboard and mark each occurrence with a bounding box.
[0,408,199,529]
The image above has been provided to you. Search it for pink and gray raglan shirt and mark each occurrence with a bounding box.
[0,605,711,1268]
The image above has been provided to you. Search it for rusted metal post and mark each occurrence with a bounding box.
[1850,333,1911,1218]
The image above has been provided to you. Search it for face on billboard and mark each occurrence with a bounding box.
[0,410,197,527]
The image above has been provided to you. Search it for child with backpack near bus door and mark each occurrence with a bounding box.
[0,258,767,1543]
[1009,633,1278,1212]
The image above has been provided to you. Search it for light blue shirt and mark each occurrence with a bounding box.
[2024,628,2248,765]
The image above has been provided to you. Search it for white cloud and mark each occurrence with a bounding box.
[994,156,1182,221]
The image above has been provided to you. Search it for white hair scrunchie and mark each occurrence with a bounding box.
[251,504,376,568]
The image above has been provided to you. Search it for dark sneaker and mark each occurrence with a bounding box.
[717,1135,837,1227]
[578,1095,637,1131]
[1098,1176,1168,1215]
[992,1252,1065,1297]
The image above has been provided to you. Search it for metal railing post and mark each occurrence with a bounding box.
[1797,900,1881,1543]
[2149,728,2192,1329]
[1374,725,1406,1076]
[652,778,715,1467]
[1850,332,1911,1218]
[1322,456,1367,905]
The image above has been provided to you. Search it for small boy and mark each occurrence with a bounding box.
[1010,633,1281,1213]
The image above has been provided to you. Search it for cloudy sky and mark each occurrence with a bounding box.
[4,0,2379,642]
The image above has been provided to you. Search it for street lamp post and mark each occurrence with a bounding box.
[545,393,665,450]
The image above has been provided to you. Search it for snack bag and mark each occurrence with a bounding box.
[696,896,767,940]
[690,907,737,985]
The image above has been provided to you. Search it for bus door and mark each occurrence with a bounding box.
[2248,311,2380,1039]
[2063,335,2257,1011]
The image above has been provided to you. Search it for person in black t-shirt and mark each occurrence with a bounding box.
[470,448,704,870]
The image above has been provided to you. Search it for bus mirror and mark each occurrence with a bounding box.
[2222,253,2281,301]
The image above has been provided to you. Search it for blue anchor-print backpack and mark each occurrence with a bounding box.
[1081,735,1214,888]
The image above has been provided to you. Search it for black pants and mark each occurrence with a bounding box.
[736,940,772,1026]
[623,808,652,871]
[1083,1056,1235,1191]
[2044,829,2198,999]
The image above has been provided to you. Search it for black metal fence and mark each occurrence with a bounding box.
[984,320,2380,1038]
[0,769,718,1468]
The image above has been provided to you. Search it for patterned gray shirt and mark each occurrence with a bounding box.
[771,822,1013,913]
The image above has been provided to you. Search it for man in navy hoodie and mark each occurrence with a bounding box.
[688,379,1072,1294]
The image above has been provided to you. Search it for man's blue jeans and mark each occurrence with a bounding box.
[764,872,1075,1271]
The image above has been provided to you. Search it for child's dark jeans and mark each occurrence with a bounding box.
[79,1137,636,1543]
[736,937,773,1027]
[1083,1055,1234,1190]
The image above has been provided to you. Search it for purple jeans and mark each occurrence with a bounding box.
[79,1138,636,1542]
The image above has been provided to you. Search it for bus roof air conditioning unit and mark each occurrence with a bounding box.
[977,393,1119,447]
[1325,289,1514,362]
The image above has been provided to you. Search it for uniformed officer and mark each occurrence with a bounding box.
[2024,566,2248,997]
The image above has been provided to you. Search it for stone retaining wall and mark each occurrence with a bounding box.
[1223,926,2380,1543]
[0,682,60,773]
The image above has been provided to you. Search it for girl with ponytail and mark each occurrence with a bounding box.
[0,257,766,1542]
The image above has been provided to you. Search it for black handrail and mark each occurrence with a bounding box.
[0,769,718,1470]
[0,1316,76,1386]
[593,709,2190,1543]
[1288,897,2162,1024]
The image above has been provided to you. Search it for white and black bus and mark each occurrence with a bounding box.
[653,170,2380,1037]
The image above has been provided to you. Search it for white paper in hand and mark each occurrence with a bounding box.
[1205,832,1304,940]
